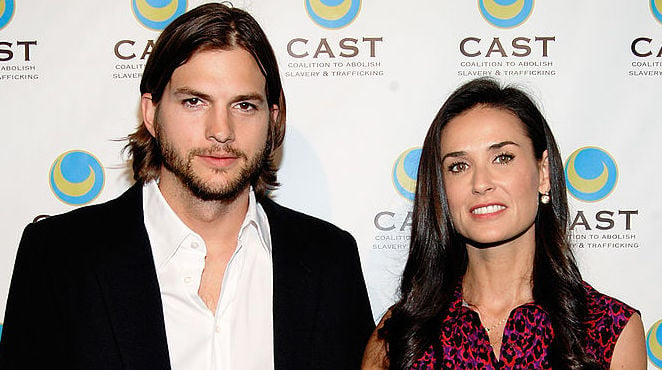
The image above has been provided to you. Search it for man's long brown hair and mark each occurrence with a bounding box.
[125,3,286,199]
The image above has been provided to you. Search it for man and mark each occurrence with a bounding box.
[0,4,374,369]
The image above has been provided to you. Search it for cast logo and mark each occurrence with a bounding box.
[629,2,662,59]
[653,0,662,24]
[49,150,105,206]
[479,0,534,28]
[460,0,553,58]
[564,147,618,202]
[393,147,421,201]
[132,0,187,30]
[648,319,662,368]
[306,0,360,29]
[0,0,15,30]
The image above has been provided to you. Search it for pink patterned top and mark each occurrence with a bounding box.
[411,282,636,369]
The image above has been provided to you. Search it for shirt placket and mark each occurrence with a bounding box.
[179,234,208,313]
[213,236,250,370]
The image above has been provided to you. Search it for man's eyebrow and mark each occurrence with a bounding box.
[173,87,212,101]
[172,88,266,104]
[232,93,266,104]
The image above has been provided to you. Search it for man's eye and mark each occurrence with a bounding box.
[183,98,202,107]
[236,102,256,111]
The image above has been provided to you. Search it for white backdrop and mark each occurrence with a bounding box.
[0,0,660,367]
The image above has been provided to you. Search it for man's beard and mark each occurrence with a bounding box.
[155,125,268,202]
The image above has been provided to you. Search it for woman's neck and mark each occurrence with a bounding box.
[462,237,535,310]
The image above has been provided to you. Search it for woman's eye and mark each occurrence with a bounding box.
[495,153,514,164]
[448,162,467,173]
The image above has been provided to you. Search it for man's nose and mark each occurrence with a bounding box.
[206,109,234,144]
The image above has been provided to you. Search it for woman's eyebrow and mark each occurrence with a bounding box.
[489,141,519,150]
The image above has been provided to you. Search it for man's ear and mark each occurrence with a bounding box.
[141,93,157,137]
[538,149,551,194]
[270,104,280,124]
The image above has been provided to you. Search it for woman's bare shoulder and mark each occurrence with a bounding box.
[362,310,391,370]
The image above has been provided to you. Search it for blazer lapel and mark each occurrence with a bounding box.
[94,185,171,370]
[262,199,320,368]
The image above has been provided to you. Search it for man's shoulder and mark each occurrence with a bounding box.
[26,184,142,235]
[15,184,144,266]
[258,198,360,260]
[259,197,351,238]
[260,198,366,286]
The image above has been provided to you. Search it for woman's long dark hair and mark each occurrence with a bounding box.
[381,78,598,369]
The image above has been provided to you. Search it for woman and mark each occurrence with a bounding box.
[363,78,646,369]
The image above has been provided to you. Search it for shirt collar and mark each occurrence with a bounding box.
[142,180,272,270]
[143,180,193,270]
[449,280,465,315]
[240,189,272,255]
[449,278,544,318]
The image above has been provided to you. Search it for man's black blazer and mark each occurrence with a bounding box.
[0,184,375,369]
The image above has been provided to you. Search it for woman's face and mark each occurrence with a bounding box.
[440,105,550,246]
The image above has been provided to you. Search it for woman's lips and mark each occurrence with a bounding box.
[470,203,506,216]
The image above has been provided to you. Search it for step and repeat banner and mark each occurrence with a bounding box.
[1,0,661,366]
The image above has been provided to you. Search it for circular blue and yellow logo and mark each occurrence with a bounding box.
[564,147,618,202]
[132,0,187,31]
[49,150,105,206]
[648,319,662,368]
[305,0,361,29]
[393,147,421,201]
[0,0,15,30]
[652,0,662,24]
[479,0,534,28]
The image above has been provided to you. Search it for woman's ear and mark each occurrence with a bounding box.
[538,150,551,194]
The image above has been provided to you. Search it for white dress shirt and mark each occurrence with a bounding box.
[142,180,274,370]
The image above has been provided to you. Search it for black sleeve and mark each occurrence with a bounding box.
[313,230,375,370]
[0,223,65,369]
[342,231,376,369]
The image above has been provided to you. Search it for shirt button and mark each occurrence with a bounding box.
[191,242,199,249]
[184,276,192,284]
[215,325,221,333]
